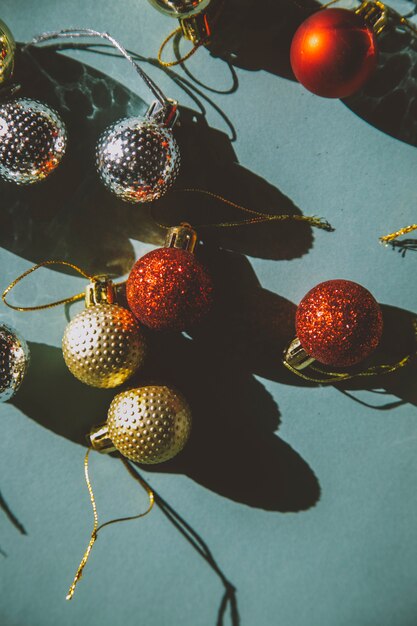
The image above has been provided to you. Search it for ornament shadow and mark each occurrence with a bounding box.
[193,251,417,408]
[11,326,320,512]
[1,45,322,276]
[345,22,417,148]
[12,348,241,624]
[209,0,417,148]
[0,489,27,536]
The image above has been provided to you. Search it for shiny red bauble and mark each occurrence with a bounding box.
[126,247,214,331]
[296,279,383,367]
[290,8,378,98]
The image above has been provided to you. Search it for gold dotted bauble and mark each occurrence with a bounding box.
[62,304,146,388]
[0,19,15,87]
[107,385,192,463]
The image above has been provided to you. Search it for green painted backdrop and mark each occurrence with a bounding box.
[1,1,417,624]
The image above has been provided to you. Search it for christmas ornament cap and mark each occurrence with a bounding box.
[85,276,116,307]
[0,19,15,87]
[146,98,179,128]
[165,222,197,252]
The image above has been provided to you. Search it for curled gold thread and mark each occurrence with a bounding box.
[2,260,126,312]
[66,449,155,601]
[158,26,206,67]
[153,188,334,232]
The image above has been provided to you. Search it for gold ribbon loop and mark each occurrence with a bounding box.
[158,27,207,67]
[2,260,94,312]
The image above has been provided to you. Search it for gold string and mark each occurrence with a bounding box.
[158,27,207,67]
[154,188,334,232]
[66,449,155,601]
[2,260,94,312]
[380,224,417,245]
[2,260,126,312]
[283,353,414,384]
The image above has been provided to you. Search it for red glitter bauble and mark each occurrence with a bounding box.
[290,8,378,98]
[296,279,383,367]
[126,248,214,331]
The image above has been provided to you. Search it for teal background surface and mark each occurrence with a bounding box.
[2,1,417,625]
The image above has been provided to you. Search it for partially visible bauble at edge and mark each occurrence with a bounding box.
[296,279,383,367]
[0,323,30,402]
[290,8,378,99]
[147,0,212,18]
[0,98,67,184]
[126,247,214,331]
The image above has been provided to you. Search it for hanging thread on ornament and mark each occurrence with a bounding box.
[155,188,334,230]
[26,28,181,203]
[158,26,208,67]
[66,449,155,600]
[126,192,333,331]
[2,261,147,389]
[146,0,222,66]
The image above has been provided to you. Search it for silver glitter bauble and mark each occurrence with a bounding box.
[0,324,30,402]
[147,0,211,18]
[0,98,67,185]
[96,116,180,203]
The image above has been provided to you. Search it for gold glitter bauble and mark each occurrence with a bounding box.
[107,385,192,463]
[62,304,146,388]
[0,19,15,87]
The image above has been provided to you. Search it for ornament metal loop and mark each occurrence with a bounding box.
[165,223,198,252]
[89,423,116,453]
[146,98,179,128]
[355,0,391,35]
[85,277,116,307]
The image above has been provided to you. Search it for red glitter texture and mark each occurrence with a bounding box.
[296,279,383,367]
[126,248,214,331]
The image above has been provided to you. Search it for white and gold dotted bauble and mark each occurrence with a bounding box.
[90,385,192,463]
[62,278,146,388]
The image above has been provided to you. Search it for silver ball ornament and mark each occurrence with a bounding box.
[96,116,180,203]
[147,0,212,18]
[0,324,30,402]
[0,98,67,185]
